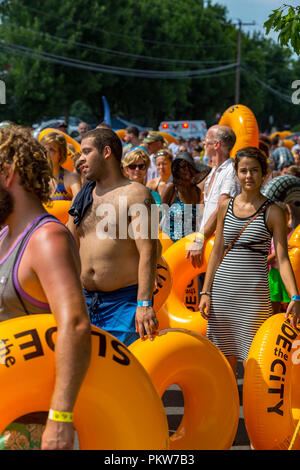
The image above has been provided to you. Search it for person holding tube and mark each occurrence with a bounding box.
[0,125,91,450]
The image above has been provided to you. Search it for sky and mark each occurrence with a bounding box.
[210,0,300,43]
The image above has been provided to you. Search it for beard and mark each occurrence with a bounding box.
[0,185,14,226]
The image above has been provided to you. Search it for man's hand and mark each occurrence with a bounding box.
[186,241,203,268]
[41,420,75,450]
[135,306,159,341]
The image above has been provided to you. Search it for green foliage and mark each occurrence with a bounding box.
[264,5,300,55]
[0,0,299,132]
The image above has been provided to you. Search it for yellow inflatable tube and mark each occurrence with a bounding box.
[288,224,300,291]
[158,235,214,335]
[269,131,292,140]
[153,256,172,312]
[158,132,179,145]
[159,230,173,254]
[115,129,126,141]
[43,200,71,225]
[129,329,240,450]
[218,104,259,157]
[243,313,300,450]
[0,315,169,450]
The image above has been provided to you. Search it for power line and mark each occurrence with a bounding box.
[1,23,236,66]
[241,65,292,103]
[9,3,234,50]
[0,40,238,79]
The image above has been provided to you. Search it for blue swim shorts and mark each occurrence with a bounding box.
[84,284,140,346]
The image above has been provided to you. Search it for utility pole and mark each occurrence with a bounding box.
[234,19,255,104]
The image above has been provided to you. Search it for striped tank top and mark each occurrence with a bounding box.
[207,197,273,361]
[0,214,62,321]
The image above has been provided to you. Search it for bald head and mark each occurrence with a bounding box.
[210,125,236,153]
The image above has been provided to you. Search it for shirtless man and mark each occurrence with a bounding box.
[0,125,91,450]
[68,127,159,346]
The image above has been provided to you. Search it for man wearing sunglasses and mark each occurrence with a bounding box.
[68,127,160,347]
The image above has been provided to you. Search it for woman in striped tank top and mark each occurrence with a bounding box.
[199,147,300,374]
[41,132,81,201]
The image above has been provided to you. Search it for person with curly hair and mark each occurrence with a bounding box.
[0,125,91,450]
[40,132,81,201]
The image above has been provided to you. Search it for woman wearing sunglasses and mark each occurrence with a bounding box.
[122,148,162,206]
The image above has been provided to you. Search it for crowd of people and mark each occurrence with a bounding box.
[0,118,299,450]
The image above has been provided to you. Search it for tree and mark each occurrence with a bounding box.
[264,4,300,55]
[0,0,299,131]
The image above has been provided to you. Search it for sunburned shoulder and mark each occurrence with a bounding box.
[29,220,73,246]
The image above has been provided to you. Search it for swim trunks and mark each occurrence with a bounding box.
[84,284,140,346]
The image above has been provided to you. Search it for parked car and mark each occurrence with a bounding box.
[32,116,81,139]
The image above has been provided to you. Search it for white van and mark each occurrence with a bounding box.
[158,120,207,140]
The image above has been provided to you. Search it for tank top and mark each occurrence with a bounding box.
[0,214,61,321]
[162,187,200,242]
[51,168,72,201]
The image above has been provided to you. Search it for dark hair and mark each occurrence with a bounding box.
[82,127,123,163]
[259,134,271,147]
[126,126,139,137]
[259,140,269,158]
[234,147,268,177]
[286,165,300,177]
[171,151,197,179]
[96,122,112,129]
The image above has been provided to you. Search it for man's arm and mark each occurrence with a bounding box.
[129,187,159,340]
[186,193,231,268]
[29,224,91,449]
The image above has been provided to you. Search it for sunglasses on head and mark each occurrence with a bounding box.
[128,163,147,170]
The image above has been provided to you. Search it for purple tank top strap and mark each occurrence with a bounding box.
[13,214,65,311]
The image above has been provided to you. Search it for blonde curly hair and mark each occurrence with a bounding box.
[0,125,53,203]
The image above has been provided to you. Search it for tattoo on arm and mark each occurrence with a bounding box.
[144,197,153,211]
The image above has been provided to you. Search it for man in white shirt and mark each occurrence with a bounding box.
[187,124,240,268]
[144,132,166,182]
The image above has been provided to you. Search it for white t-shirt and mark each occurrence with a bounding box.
[146,154,159,182]
[200,158,240,232]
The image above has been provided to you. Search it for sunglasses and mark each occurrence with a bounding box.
[128,163,147,170]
